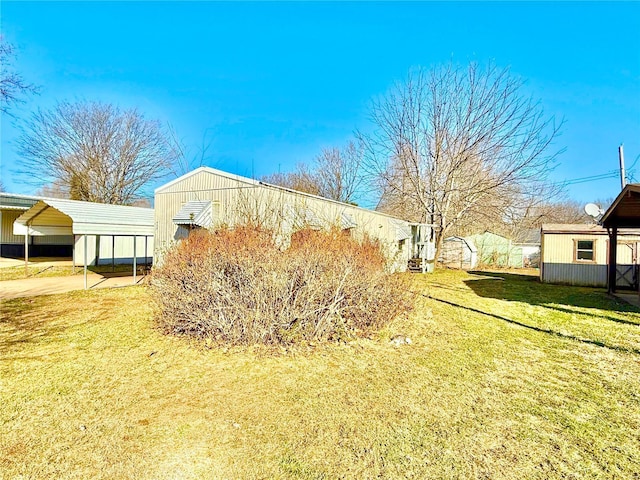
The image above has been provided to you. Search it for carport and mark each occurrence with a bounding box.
[601,184,640,294]
[14,198,154,289]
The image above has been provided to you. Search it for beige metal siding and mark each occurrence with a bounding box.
[542,233,609,264]
[542,233,640,265]
[1,210,23,244]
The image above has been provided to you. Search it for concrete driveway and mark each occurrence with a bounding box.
[0,257,74,269]
[0,272,146,300]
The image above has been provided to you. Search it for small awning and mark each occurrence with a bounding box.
[391,219,411,241]
[341,213,357,230]
[284,205,323,230]
[173,201,212,228]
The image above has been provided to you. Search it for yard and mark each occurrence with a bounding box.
[1,270,639,479]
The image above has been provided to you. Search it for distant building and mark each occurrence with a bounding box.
[0,193,73,258]
[467,231,523,268]
[514,229,541,268]
[439,236,478,270]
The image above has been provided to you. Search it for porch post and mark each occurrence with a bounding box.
[608,227,618,294]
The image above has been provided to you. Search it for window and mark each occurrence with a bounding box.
[575,240,595,262]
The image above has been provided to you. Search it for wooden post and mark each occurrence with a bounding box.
[112,235,115,273]
[608,227,618,294]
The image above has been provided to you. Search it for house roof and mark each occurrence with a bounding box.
[444,236,478,253]
[601,183,640,228]
[541,223,640,236]
[156,166,422,226]
[14,198,154,236]
[0,192,43,210]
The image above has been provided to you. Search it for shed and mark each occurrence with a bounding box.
[514,229,541,268]
[439,236,478,270]
[14,198,154,288]
[540,223,640,288]
[154,167,435,272]
[467,231,523,268]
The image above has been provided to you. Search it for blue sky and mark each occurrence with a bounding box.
[1,1,639,208]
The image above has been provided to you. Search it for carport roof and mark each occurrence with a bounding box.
[14,198,154,236]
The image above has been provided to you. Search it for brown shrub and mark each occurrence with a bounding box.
[150,226,411,345]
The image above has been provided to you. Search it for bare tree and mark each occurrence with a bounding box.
[314,141,364,204]
[262,140,364,204]
[359,62,562,256]
[36,179,69,199]
[16,101,178,204]
[169,126,216,177]
[1,37,38,115]
[261,164,320,196]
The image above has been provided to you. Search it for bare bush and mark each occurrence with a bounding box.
[150,226,410,345]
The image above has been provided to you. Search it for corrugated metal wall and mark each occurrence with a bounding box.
[542,263,608,286]
[1,210,24,244]
[155,170,411,269]
[73,235,154,266]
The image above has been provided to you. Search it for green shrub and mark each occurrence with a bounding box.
[150,226,410,345]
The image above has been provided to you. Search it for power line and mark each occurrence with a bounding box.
[555,170,619,186]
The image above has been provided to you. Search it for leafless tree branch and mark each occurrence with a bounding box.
[358,62,564,255]
[16,100,177,204]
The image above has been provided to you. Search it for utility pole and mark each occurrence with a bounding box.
[619,144,627,189]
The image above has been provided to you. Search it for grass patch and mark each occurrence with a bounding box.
[0,264,146,281]
[1,270,640,478]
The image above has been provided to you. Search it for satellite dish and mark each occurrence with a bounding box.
[584,203,603,218]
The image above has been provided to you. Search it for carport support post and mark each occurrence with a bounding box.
[133,236,137,285]
[72,235,76,273]
[24,223,29,276]
[608,227,618,294]
[112,236,115,273]
[84,234,88,290]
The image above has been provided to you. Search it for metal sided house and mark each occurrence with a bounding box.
[540,223,640,289]
[1,193,73,258]
[154,167,435,272]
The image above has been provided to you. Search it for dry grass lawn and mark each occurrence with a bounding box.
[0,263,144,282]
[1,270,639,479]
